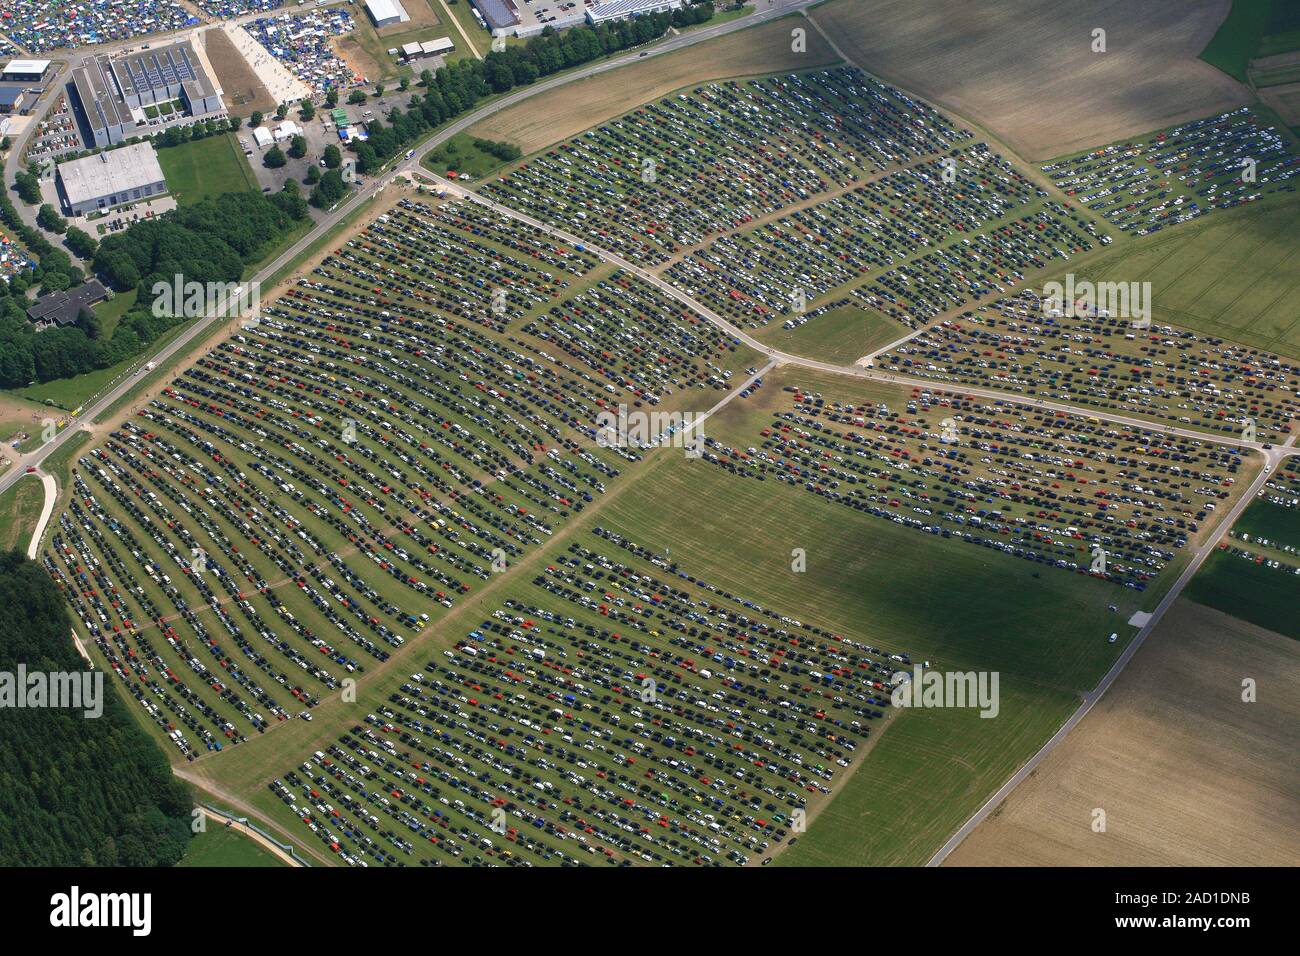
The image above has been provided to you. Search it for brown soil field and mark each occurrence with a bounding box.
[1259,83,1300,124]
[468,15,839,155]
[203,26,277,114]
[806,0,1251,161]
[947,600,1300,866]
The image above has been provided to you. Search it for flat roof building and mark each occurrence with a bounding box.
[2,59,51,82]
[586,0,682,24]
[57,142,168,216]
[71,57,135,149]
[70,40,222,148]
[472,0,521,36]
[421,37,455,55]
[364,0,411,28]
[26,280,109,329]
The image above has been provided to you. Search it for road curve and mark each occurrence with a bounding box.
[0,0,816,501]
[26,470,57,560]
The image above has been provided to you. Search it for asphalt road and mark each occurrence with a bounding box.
[0,0,817,497]
[5,0,1297,865]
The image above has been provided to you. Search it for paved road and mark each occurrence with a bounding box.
[0,0,817,498]
[925,433,1296,865]
[6,0,1297,865]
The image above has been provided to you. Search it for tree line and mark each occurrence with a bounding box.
[0,551,193,866]
[0,188,307,389]
[341,3,714,186]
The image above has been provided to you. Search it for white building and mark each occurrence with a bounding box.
[57,143,168,216]
[364,0,411,28]
[587,0,683,24]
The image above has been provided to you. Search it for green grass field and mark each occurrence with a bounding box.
[591,444,1146,865]
[1184,547,1300,639]
[782,680,1078,866]
[1233,498,1300,550]
[42,429,89,488]
[1057,196,1300,359]
[177,822,288,867]
[15,322,190,410]
[0,477,45,553]
[753,304,904,364]
[422,133,518,180]
[157,134,258,206]
[92,288,137,339]
[1200,0,1276,82]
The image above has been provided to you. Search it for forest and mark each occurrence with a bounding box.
[0,551,193,866]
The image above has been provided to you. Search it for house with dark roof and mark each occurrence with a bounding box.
[26,279,109,331]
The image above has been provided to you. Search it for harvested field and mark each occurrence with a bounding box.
[467,15,839,154]
[1259,81,1300,125]
[203,25,277,114]
[947,601,1300,866]
[806,0,1251,161]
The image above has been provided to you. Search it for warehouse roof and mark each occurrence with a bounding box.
[365,0,410,23]
[3,59,51,75]
[58,143,166,207]
[473,0,520,31]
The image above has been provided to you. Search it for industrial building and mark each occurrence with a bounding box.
[471,0,526,37]
[70,40,223,148]
[587,0,682,24]
[0,88,26,114]
[364,0,411,28]
[56,143,168,216]
[2,59,51,83]
[471,0,681,38]
[401,37,455,60]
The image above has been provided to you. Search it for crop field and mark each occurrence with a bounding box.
[947,600,1300,866]
[1039,108,1300,237]
[805,0,1250,162]
[466,15,839,155]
